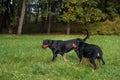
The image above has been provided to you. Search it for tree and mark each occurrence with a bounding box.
[59,0,107,34]
[47,0,51,34]
[17,0,26,35]
[0,0,11,33]
[39,0,59,34]
[76,0,106,24]
[0,0,5,33]
[105,0,120,20]
[59,0,77,35]
[0,0,19,34]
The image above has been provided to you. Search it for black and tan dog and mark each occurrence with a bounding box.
[72,39,105,70]
[42,30,89,61]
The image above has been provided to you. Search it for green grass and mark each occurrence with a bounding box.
[0,35,120,80]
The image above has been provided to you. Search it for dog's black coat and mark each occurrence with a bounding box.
[73,39,105,70]
[42,30,89,61]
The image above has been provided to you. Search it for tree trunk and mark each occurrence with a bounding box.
[35,6,39,23]
[17,0,26,35]
[67,22,70,35]
[47,14,51,34]
[8,26,13,34]
[28,5,31,23]
[0,0,4,33]
[47,0,51,34]
[0,14,3,33]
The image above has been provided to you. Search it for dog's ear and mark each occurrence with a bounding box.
[43,39,51,44]
[42,40,46,44]
[48,40,53,46]
[74,39,80,46]
[76,39,84,46]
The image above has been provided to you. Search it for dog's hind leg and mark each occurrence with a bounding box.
[89,58,97,70]
[97,59,100,68]
[97,53,100,68]
[101,57,105,65]
[86,58,89,66]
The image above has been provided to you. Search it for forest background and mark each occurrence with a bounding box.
[0,0,120,35]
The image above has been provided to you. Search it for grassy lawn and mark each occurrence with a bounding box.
[0,35,120,80]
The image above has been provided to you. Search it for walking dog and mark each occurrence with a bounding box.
[72,39,105,70]
[42,30,89,61]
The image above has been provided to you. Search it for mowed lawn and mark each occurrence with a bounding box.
[0,35,120,80]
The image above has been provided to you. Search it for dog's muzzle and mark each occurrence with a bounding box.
[42,44,48,49]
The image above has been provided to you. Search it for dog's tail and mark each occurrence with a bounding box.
[101,57,105,65]
[83,29,90,41]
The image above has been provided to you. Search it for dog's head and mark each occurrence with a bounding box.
[42,40,53,49]
[72,39,84,48]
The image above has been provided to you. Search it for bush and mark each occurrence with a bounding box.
[84,17,120,35]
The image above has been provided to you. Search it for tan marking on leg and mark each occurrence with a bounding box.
[97,59,100,68]
[79,59,83,66]
[86,58,89,66]
[62,54,67,62]
[80,61,82,66]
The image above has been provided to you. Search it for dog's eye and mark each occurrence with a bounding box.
[43,42,46,45]
[43,42,45,44]
[43,42,48,45]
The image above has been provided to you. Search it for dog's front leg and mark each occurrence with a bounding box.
[52,50,58,61]
[61,54,67,62]
[77,50,83,66]
[79,56,83,66]
[75,50,83,66]
[52,54,57,61]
